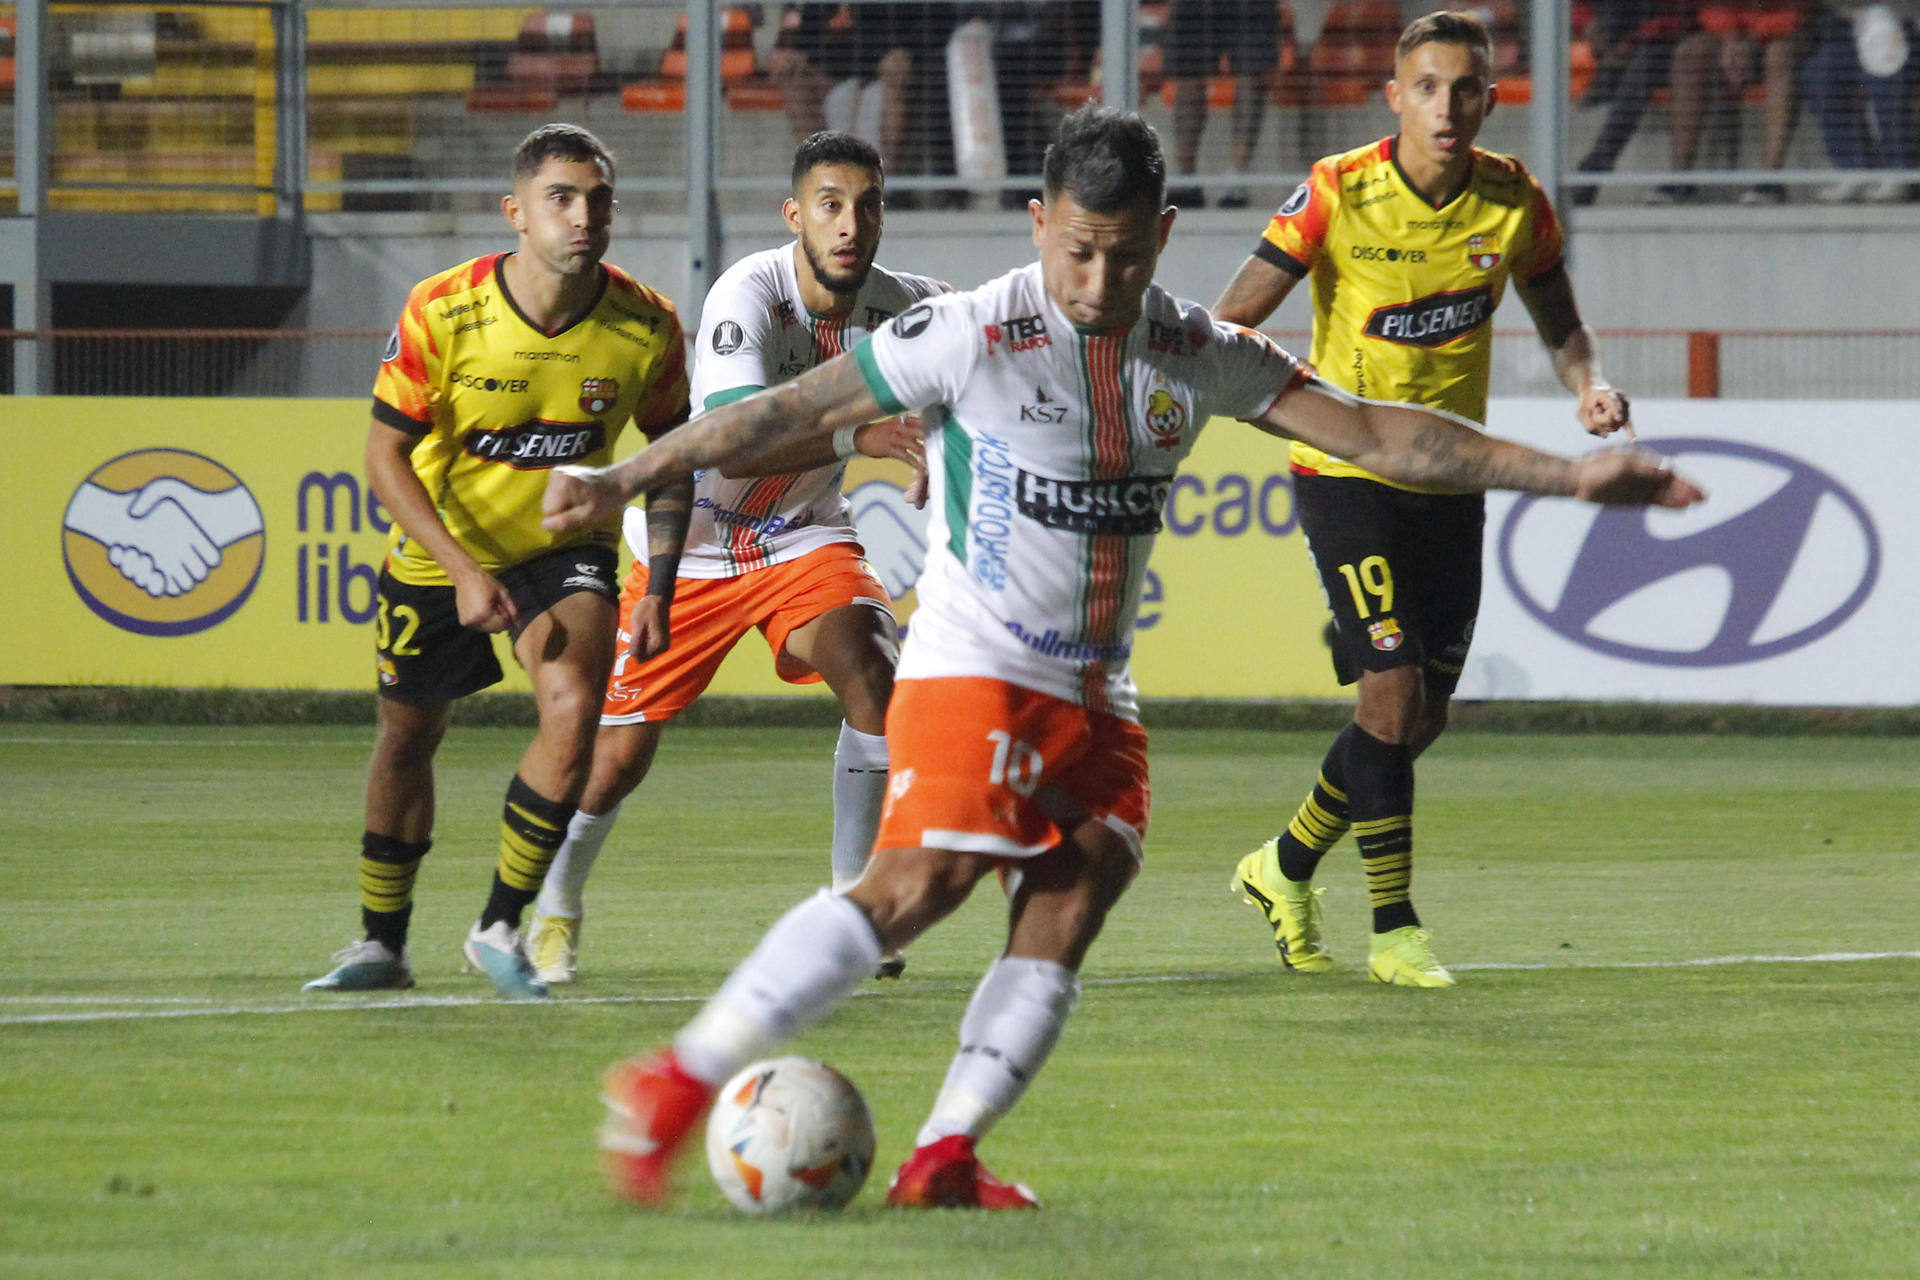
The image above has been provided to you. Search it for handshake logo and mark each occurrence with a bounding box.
[63,449,266,636]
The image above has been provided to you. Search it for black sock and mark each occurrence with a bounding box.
[1345,727,1418,934]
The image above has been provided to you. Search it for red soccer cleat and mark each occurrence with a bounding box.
[598,1051,715,1206]
[883,1134,1040,1210]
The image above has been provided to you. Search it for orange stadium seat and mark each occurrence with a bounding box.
[624,8,763,114]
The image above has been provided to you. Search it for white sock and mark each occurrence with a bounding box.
[534,803,622,920]
[914,956,1080,1147]
[829,722,889,893]
[674,890,883,1086]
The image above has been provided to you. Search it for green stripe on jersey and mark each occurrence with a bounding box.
[852,339,908,416]
[941,419,973,562]
[703,385,763,411]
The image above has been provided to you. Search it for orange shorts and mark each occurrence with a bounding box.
[875,676,1151,861]
[601,541,892,723]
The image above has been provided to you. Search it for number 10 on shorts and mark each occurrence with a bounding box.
[986,730,1043,798]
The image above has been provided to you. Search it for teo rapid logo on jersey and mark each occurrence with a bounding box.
[62,448,267,637]
[1363,285,1495,348]
[984,314,1049,355]
[1017,470,1173,536]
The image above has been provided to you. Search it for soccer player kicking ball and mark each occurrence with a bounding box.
[1217,10,1638,987]
[303,125,692,1000]
[523,132,944,986]
[544,105,1700,1208]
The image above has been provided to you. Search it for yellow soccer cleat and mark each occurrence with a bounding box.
[1367,925,1455,988]
[527,914,581,986]
[1230,839,1333,973]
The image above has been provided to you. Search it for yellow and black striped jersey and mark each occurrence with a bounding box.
[371,252,690,586]
[1255,137,1564,486]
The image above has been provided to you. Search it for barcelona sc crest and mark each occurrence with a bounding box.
[1367,618,1404,651]
[1466,233,1501,271]
[579,377,619,416]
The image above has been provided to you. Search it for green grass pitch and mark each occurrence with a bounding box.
[2,723,1916,1279]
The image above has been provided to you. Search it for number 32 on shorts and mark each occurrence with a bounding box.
[376,598,422,657]
[1336,555,1394,620]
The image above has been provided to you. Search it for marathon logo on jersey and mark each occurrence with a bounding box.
[983,314,1049,355]
[1363,286,1494,348]
[464,420,606,469]
[579,378,620,415]
[1467,233,1502,270]
[1368,618,1404,651]
[1016,469,1172,536]
[1145,389,1187,450]
[1020,386,1068,424]
[711,320,745,355]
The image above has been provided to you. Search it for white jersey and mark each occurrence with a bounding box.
[648,244,946,578]
[855,262,1305,719]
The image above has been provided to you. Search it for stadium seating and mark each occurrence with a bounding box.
[622,9,764,114]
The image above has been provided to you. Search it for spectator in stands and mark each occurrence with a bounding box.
[1569,0,1702,205]
[1657,0,1816,204]
[977,2,1104,207]
[1800,1,1915,200]
[768,5,959,186]
[1164,1,1283,209]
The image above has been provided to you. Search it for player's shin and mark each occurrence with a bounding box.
[359,832,430,948]
[829,723,889,892]
[672,889,884,1086]
[914,956,1080,1146]
[535,802,623,920]
[1275,723,1357,882]
[1347,728,1417,933]
[480,774,576,930]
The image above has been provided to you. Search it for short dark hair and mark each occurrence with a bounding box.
[1042,103,1166,215]
[513,123,615,184]
[1396,9,1493,63]
[792,130,884,190]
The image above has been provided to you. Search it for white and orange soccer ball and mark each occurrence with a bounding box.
[705,1057,876,1214]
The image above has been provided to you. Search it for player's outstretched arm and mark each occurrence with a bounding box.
[1253,379,1703,508]
[544,353,887,532]
[718,412,925,479]
[628,478,692,661]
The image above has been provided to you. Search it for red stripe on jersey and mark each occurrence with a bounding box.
[1080,332,1133,714]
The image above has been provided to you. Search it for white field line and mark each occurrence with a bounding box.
[2,950,1915,1027]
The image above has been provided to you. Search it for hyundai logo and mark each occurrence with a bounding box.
[1496,438,1880,667]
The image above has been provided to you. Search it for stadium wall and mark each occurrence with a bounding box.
[10,395,1914,705]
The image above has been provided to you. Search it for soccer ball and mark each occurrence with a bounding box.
[705,1057,876,1214]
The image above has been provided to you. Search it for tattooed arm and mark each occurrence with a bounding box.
[1251,377,1703,508]
[544,352,887,532]
[626,479,691,661]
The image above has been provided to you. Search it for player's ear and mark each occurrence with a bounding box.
[782,197,802,235]
[502,192,524,232]
[1029,197,1047,248]
[1486,80,1499,114]
[1157,204,1177,250]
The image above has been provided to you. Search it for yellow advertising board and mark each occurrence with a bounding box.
[4,398,1343,698]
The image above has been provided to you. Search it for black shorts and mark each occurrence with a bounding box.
[374,543,618,703]
[1163,0,1282,78]
[1294,473,1484,695]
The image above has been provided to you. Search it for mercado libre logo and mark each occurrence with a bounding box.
[62,448,266,637]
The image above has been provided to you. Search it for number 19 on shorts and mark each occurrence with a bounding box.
[1336,555,1394,620]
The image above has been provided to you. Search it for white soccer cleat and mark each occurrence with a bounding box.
[460,920,549,1000]
[303,938,414,992]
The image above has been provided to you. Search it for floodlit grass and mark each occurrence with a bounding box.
[2,724,1916,1279]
